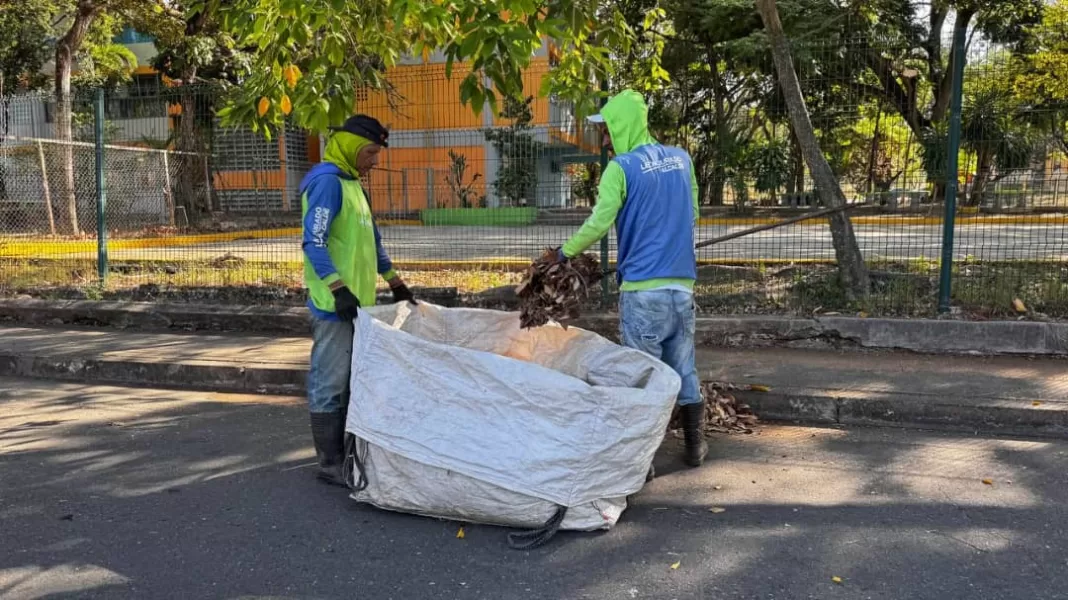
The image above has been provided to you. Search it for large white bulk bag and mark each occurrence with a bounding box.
[345,302,680,548]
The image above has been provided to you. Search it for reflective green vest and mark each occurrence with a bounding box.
[303,178,378,313]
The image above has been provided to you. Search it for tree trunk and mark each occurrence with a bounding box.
[788,127,803,196]
[54,2,100,236]
[969,147,993,206]
[930,10,975,125]
[756,0,869,301]
[0,95,9,203]
[702,132,726,205]
[710,53,729,206]
[866,107,882,195]
[693,155,711,206]
[710,166,727,205]
[174,85,211,221]
[54,49,80,235]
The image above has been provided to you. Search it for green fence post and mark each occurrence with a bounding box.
[94,88,108,284]
[598,79,610,306]
[936,25,967,313]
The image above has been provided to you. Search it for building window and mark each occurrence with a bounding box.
[108,74,167,120]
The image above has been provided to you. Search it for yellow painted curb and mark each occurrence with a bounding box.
[0,228,302,258]
[2,213,1065,258]
[2,214,1065,260]
[3,256,1065,275]
[697,215,1068,226]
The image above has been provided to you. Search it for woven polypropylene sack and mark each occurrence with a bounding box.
[345,303,680,535]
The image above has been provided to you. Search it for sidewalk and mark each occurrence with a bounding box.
[1,324,1065,437]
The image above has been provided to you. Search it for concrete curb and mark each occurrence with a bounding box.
[0,349,1063,438]
[0,299,313,334]
[735,388,1068,438]
[565,314,1068,356]
[0,353,305,396]
[2,298,1066,356]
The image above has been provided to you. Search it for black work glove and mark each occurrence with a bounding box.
[332,286,361,321]
[553,247,569,264]
[391,282,416,305]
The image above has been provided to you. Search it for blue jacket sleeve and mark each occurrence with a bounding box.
[301,177,343,282]
[372,218,395,277]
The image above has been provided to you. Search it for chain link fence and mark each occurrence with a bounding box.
[0,39,1065,317]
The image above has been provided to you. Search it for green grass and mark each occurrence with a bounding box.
[2,257,1065,319]
[0,258,522,305]
[420,207,538,226]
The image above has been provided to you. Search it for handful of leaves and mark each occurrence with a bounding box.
[516,248,604,329]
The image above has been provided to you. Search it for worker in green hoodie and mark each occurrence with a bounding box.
[555,90,706,470]
[301,114,415,487]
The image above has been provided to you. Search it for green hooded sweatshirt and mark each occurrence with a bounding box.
[321,132,395,281]
[561,90,700,291]
[323,131,369,179]
[301,131,395,316]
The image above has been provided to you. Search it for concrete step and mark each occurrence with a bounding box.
[0,326,308,396]
[1,324,1065,438]
[2,298,1067,356]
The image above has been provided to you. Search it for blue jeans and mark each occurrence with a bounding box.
[619,289,700,406]
[307,318,354,414]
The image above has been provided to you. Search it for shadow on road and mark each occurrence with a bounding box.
[1,379,1065,599]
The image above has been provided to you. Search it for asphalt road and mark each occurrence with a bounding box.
[2,377,1066,599]
[58,223,1068,263]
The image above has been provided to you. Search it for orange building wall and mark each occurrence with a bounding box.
[364,145,487,211]
[358,57,553,131]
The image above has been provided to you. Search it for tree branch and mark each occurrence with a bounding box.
[927,2,949,83]
[755,0,869,299]
[862,50,929,134]
[931,8,975,122]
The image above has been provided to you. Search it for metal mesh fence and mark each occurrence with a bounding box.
[0,37,1065,318]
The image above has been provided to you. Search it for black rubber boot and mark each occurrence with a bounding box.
[680,402,708,467]
[310,410,347,487]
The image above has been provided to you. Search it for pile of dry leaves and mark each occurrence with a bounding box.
[516,248,603,329]
[670,381,761,434]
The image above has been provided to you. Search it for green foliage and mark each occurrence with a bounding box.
[147,1,251,84]
[1019,0,1068,101]
[958,58,1038,203]
[0,0,58,92]
[745,139,791,196]
[445,150,485,209]
[71,44,138,89]
[920,124,950,187]
[205,0,656,134]
[1014,0,1068,155]
[483,96,543,206]
[568,162,600,208]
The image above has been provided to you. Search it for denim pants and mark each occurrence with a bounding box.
[307,318,354,414]
[619,289,701,406]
